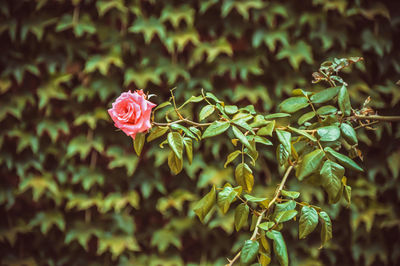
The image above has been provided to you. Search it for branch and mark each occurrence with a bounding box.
[353,115,400,122]
[226,165,294,266]
[153,118,212,127]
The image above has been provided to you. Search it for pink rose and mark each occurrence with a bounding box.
[108,90,156,139]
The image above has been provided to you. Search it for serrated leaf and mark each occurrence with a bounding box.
[310,86,340,103]
[240,240,259,264]
[202,121,230,138]
[199,105,215,121]
[193,186,216,223]
[266,230,288,266]
[338,85,351,116]
[167,132,184,159]
[224,150,241,168]
[297,149,325,181]
[319,211,332,248]
[340,123,358,145]
[299,206,318,239]
[234,203,249,231]
[278,97,309,113]
[235,163,254,193]
[133,133,145,156]
[324,147,363,172]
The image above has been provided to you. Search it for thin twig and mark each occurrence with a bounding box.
[153,118,212,127]
[353,115,400,122]
[226,165,294,266]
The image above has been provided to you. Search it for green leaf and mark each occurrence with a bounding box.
[276,130,291,154]
[275,209,298,223]
[189,127,202,139]
[258,221,275,231]
[340,123,358,145]
[183,138,193,164]
[167,132,184,159]
[224,150,241,168]
[266,230,288,266]
[147,126,169,142]
[240,240,259,264]
[225,105,239,114]
[276,144,289,166]
[288,126,316,142]
[153,101,171,112]
[232,119,254,134]
[244,194,268,203]
[167,151,183,175]
[235,163,254,193]
[324,147,363,172]
[299,206,318,239]
[310,86,339,103]
[316,105,338,115]
[319,211,332,248]
[298,111,315,125]
[297,149,325,180]
[320,160,344,203]
[338,85,351,116]
[257,121,275,136]
[249,135,273,146]
[193,186,216,223]
[264,113,291,119]
[317,126,341,142]
[170,124,197,139]
[278,97,309,113]
[202,121,230,138]
[234,203,249,231]
[199,105,215,121]
[273,201,296,220]
[232,125,253,151]
[133,133,145,156]
[281,190,300,199]
[217,186,237,214]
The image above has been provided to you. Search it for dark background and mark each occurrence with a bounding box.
[1,0,400,265]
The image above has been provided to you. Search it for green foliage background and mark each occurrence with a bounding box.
[1,0,400,265]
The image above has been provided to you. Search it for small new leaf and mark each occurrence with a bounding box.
[133,132,145,156]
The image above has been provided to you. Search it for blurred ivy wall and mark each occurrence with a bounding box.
[0,0,400,265]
